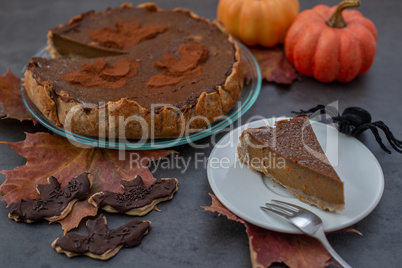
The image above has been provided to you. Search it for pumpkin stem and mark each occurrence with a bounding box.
[326,0,360,28]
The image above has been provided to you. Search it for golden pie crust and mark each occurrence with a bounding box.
[22,3,242,139]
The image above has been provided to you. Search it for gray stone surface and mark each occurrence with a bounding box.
[0,0,401,267]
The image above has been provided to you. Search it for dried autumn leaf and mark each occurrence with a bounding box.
[0,132,176,233]
[246,47,300,84]
[0,69,34,121]
[203,194,339,268]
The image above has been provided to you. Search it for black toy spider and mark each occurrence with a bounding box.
[292,105,402,154]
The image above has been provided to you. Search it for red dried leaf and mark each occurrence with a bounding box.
[0,132,176,233]
[0,69,34,121]
[333,227,363,236]
[247,47,300,84]
[60,201,97,233]
[202,193,244,223]
[246,224,333,268]
[203,194,359,268]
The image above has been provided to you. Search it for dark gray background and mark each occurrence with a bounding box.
[1,0,401,267]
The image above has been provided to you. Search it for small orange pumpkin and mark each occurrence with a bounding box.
[217,0,300,47]
[285,0,377,83]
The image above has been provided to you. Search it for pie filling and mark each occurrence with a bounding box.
[23,3,242,139]
[237,116,345,211]
[43,5,237,109]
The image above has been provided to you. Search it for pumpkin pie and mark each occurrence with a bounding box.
[22,3,242,139]
[237,115,344,211]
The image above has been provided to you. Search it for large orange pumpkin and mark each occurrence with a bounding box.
[217,0,300,47]
[285,0,377,83]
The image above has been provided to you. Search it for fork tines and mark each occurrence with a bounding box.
[260,200,351,268]
[260,200,300,218]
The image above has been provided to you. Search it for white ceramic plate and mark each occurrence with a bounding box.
[207,118,384,233]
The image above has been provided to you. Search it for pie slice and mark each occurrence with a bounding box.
[237,115,344,211]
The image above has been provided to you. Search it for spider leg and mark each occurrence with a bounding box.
[351,123,369,137]
[337,119,353,135]
[372,121,402,145]
[368,125,392,154]
[291,104,327,115]
[372,121,402,153]
[292,105,341,129]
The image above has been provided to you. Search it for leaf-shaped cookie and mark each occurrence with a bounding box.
[8,173,91,223]
[89,175,178,216]
[52,213,151,260]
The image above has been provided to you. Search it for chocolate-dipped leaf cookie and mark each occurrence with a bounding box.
[52,214,151,260]
[8,172,92,223]
[88,176,178,216]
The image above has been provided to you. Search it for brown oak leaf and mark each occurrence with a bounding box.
[245,47,300,84]
[0,132,176,233]
[203,194,360,268]
[0,69,34,121]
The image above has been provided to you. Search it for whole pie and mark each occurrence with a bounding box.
[22,3,242,139]
[237,115,345,211]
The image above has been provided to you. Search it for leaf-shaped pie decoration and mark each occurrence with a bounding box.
[245,47,300,84]
[89,21,167,49]
[0,70,34,121]
[8,173,91,223]
[146,43,209,88]
[0,132,176,233]
[52,213,151,260]
[89,175,178,216]
[203,194,361,268]
[61,58,140,89]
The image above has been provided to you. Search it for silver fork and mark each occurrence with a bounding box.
[260,200,352,268]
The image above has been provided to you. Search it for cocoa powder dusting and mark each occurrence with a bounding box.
[61,58,140,89]
[89,21,167,49]
[147,44,209,88]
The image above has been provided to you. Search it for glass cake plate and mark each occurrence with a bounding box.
[20,42,261,150]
